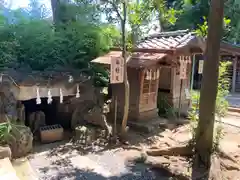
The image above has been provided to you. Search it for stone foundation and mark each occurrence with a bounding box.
[0,146,11,159]
[138,108,159,121]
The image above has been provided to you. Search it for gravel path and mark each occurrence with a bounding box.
[29,147,173,180]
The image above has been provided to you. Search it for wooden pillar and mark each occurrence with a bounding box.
[231,56,237,93]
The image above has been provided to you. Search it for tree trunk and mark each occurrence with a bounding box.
[158,12,163,32]
[121,2,130,136]
[194,0,224,168]
[51,0,72,25]
[50,0,60,24]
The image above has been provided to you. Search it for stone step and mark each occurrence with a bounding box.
[12,158,38,180]
[0,158,20,180]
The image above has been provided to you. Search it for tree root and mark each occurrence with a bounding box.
[146,145,193,157]
[217,148,239,164]
[146,146,240,180]
[209,155,224,180]
[122,145,142,151]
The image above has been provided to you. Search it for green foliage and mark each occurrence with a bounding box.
[140,0,182,31]
[0,116,27,146]
[0,18,119,81]
[216,61,231,118]
[0,20,105,70]
[188,61,231,150]
[157,93,177,119]
[0,3,122,86]
[0,121,12,145]
[194,17,231,38]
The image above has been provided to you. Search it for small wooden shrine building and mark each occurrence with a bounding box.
[92,30,200,121]
[92,30,240,122]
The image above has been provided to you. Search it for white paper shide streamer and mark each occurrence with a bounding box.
[36,87,41,104]
[59,88,63,103]
[47,89,53,104]
[145,69,150,80]
[156,69,160,79]
[76,84,80,98]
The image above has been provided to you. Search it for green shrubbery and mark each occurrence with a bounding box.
[189,61,231,149]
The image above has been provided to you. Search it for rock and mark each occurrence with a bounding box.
[0,146,11,159]
[83,106,112,135]
[29,111,46,134]
[167,123,176,130]
[75,125,109,146]
[75,125,97,145]
[71,101,95,129]
[16,102,25,125]
[0,85,18,120]
[9,126,33,158]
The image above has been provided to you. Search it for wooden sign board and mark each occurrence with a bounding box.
[179,56,191,80]
[110,57,124,84]
[198,60,204,74]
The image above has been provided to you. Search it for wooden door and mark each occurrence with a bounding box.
[139,68,160,112]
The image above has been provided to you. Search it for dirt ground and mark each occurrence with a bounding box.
[27,114,240,180]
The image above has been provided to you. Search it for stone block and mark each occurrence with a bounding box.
[0,146,11,159]
[40,124,63,143]
[74,125,109,146]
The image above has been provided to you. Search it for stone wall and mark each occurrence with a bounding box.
[56,85,106,129]
[0,83,18,123]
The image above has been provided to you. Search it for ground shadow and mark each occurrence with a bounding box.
[39,159,177,180]
[29,120,173,159]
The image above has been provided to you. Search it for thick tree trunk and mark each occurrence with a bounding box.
[51,0,60,24]
[121,2,130,136]
[51,0,73,25]
[194,0,224,168]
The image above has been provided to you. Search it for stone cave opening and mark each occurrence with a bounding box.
[22,98,58,128]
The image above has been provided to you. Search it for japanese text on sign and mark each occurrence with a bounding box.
[110,57,124,84]
[179,56,191,79]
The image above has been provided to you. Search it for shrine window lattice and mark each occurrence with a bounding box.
[140,68,160,112]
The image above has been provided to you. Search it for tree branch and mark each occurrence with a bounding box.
[101,0,123,21]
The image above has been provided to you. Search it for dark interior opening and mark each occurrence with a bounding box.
[158,88,171,93]
[22,98,58,127]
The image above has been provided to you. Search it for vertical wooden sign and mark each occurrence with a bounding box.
[179,56,190,79]
[198,60,204,74]
[110,57,124,84]
[178,55,191,117]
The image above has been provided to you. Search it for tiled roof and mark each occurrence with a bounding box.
[92,29,240,68]
[91,51,123,65]
[137,29,195,50]
[91,30,197,68]
[91,51,168,68]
